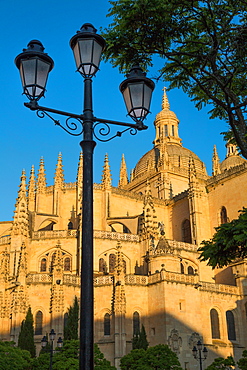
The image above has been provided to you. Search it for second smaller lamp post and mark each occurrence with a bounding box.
[192,340,208,370]
[41,329,63,370]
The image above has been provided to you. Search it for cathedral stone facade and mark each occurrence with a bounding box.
[1,90,247,369]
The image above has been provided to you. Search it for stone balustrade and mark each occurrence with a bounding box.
[26,273,52,284]
[0,235,11,245]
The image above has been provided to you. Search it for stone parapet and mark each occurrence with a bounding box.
[0,235,11,245]
[26,273,52,284]
[32,229,77,239]
[94,275,113,286]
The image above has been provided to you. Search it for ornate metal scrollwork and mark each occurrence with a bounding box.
[36,109,83,136]
[93,121,138,142]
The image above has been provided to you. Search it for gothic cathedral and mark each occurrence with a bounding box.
[1,90,247,369]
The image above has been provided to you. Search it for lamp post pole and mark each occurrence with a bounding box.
[15,23,154,370]
[80,76,95,368]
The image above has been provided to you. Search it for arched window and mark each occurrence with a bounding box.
[99,258,106,273]
[133,311,140,336]
[109,254,116,273]
[226,311,236,341]
[164,125,168,137]
[64,312,68,331]
[68,221,73,230]
[40,258,47,272]
[35,311,43,335]
[180,263,184,274]
[182,219,192,243]
[188,266,194,275]
[210,309,220,339]
[220,206,228,224]
[104,313,110,336]
[64,257,71,271]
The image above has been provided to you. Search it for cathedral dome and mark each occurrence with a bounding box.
[133,144,207,179]
[220,155,246,172]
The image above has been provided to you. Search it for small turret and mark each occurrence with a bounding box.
[102,154,112,190]
[37,157,47,194]
[118,154,128,188]
[153,88,181,147]
[212,145,221,176]
[54,153,65,189]
[27,165,36,211]
[12,170,29,237]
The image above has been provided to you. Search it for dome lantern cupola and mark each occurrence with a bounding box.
[153,88,182,147]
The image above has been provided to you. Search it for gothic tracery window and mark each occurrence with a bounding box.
[182,219,192,243]
[35,311,43,335]
[220,206,228,224]
[99,258,106,273]
[226,310,236,341]
[133,311,140,335]
[40,258,47,272]
[64,257,71,271]
[210,308,220,339]
[188,266,194,275]
[109,254,116,273]
[104,313,110,336]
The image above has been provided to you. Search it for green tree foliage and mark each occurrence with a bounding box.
[0,341,32,370]
[120,344,182,370]
[102,0,247,158]
[198,208,247,268]
[64,296,79,340]
[132,324,149,350]
[18,307,36,358]
[205,356,235,370]
[238,350,247,370]
[32,340,116,370]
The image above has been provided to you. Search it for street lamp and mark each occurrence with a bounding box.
[41,329,63,370]
[192,340,208,370]
[15,22,154,370]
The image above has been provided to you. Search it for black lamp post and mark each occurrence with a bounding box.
[41,329,63,370]
[192,340,208,370]
[15,23,154,370]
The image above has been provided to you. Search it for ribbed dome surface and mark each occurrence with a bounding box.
[133,144,207,178]
[220,155,246,172]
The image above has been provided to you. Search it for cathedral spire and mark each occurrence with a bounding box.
[27,165,36,211]
[162,87,170,110]
[54,153,65,188]
[12,170,29,237]
[37,157,47,194]
[102,154,112,190]
[118,154,128,188]
[212,145,221,176]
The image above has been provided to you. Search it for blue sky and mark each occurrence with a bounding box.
[0,0,228,222]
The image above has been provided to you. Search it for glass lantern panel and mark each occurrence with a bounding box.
[73,43,81,70]
[129,82,144,109]
[122,87,132,113]
[92,40,103,70]
[78,39,94,64]
[143,84,152,111]
[21,58,37,86]
[36,59,50,88]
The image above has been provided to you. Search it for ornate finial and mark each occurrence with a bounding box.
[54,152,65,188]
[28,165,36,211]
[37,157,47,194]
[102,154,112,190]
[118,154,128,188]
[162,87,170,110]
